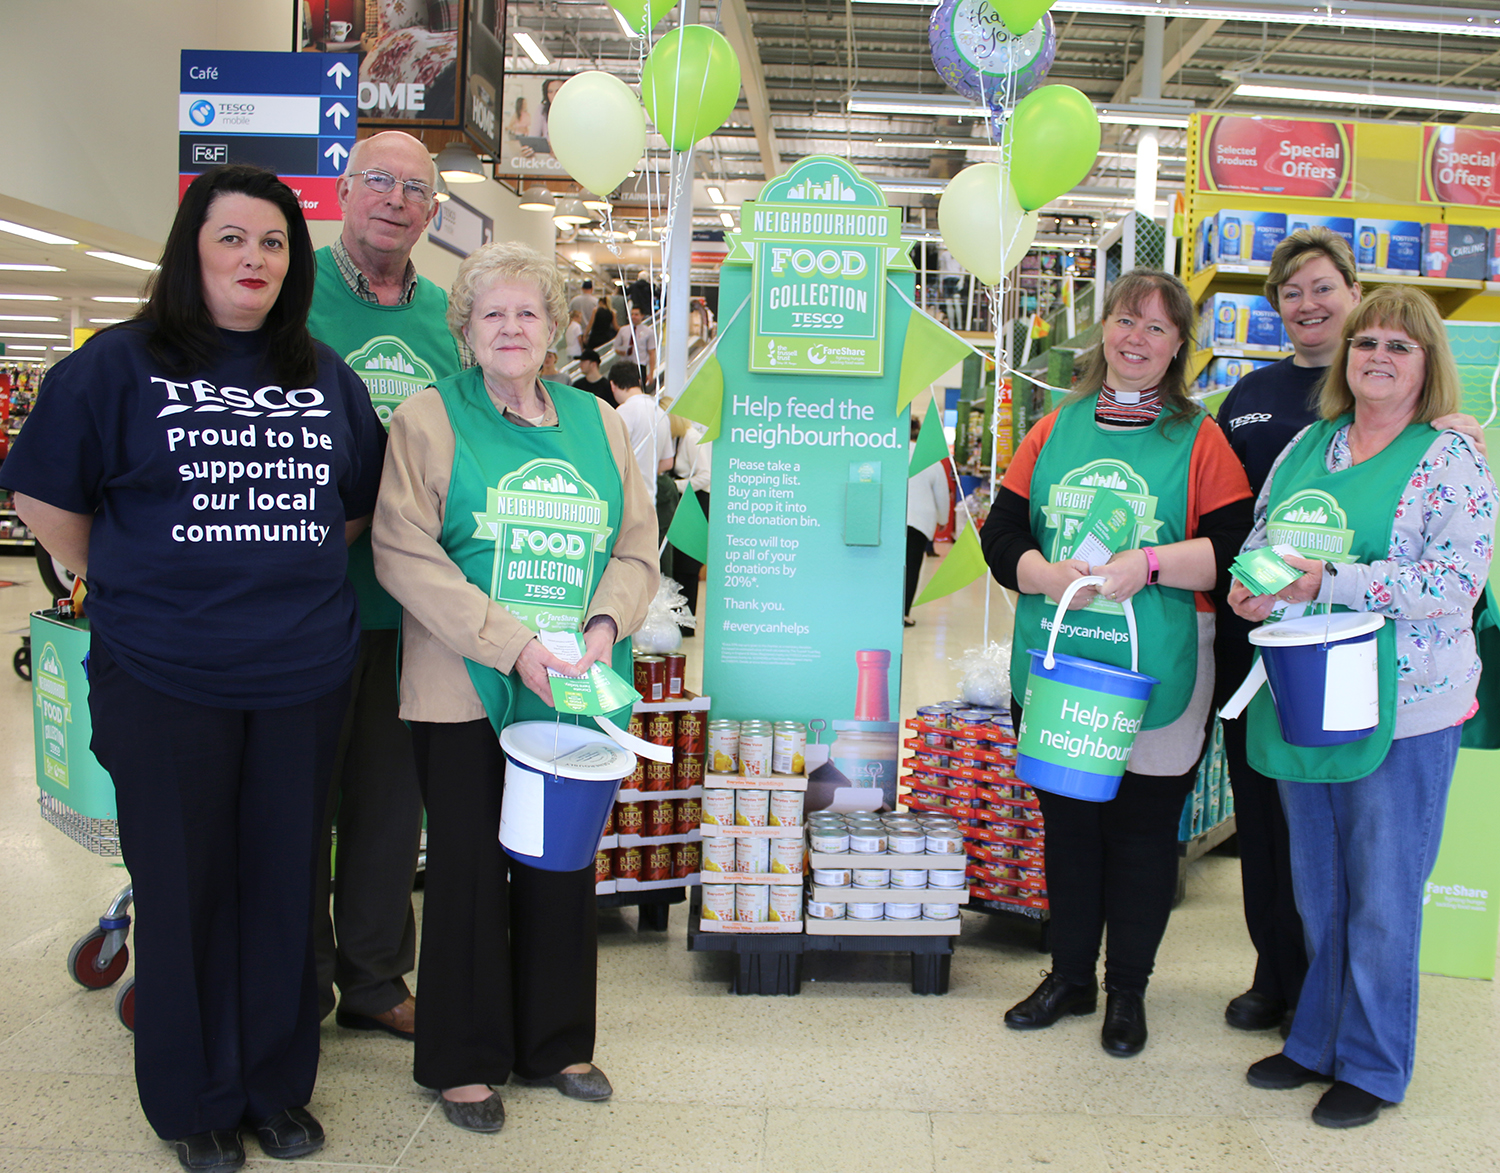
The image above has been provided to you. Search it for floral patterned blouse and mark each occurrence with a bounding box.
[1243,425,1496,739]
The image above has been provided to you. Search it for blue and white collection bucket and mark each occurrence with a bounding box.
[498,721,636,871]
[1246,611,1385,746]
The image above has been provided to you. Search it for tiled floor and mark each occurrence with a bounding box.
[0,548,1496,1172]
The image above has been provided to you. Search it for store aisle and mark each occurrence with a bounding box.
[0,549,1496,1173]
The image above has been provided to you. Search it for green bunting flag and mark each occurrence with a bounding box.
[665,485,709,563]
[667,353,724,442]
[909,401,950,477]
[913,521,989,608]
[897,306,980,415]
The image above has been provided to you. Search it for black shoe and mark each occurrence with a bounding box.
[1225,990,1287,1031]
[1004,973,1097,1030]
[1100,989,1148,1057]
[251,1107,324,1160]
[1312,1081,1391,1129]
[1246,1052,1333,1090]
[171,1131,244,1173]
[902,617,916,628]
[513,1063,613,1101]
[1280,1009,1294,1040]
[439,1088,506,1133]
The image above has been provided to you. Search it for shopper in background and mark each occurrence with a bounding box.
[573,348,611,403]
[904,415,951,627]
[584,301,618,354]
[2,165,385,1171]
[568,277,599,323]
[562,307,586,360]
[980,270,1252,1057]
[670,422,713,634]
[612,303,658,383]
[610,361,673,509]
[1214,228,1487,1037]
[1230,285,1494,1128]
[372,241,658,1133]
[307,129,464,1045]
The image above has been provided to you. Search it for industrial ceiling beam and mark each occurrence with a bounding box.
[1111,17,1223,102]
[720,0,785,180]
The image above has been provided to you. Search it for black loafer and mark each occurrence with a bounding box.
[1312,1081,1391,1129]
[1225,990,1287,1031]
[1004,973,1097,1030]
[171,1130,244,1173]
[1247,1052,1333,1090]
[1100,989,1148,1057]
[251,1107,324,1160]
[439,1089,506,1133]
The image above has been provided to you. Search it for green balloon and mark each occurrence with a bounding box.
[640,25,742,152]
[992,0,1055,37]
[1005,85,1101,211]
[605,0,677,35]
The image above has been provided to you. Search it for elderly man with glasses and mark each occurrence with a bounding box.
[307,130,466,1043]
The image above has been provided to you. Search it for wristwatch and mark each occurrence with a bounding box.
[1142,546,1161,586]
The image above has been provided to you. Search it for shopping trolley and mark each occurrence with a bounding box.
[31,606,136,1031]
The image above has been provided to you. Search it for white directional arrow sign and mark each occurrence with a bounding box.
[326,61,351,89]
[325,101,351,130]
[324,142,349,169]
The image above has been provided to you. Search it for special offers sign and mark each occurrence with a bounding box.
[1420,125,1500,208]
[743,156,903,377]
[1197,114,1356,201]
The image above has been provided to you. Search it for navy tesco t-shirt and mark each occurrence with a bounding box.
[1216,357,1324,497]
[0,324,385,708]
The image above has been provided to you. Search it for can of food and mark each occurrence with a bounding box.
[922,902,960,920]
[809,827,850,854]
[949,736,986,752]
[889,830,927,855]
[852,868,890,888]
[769,837,803,876]
[735,837,770,875]
[601,805,616,839]
[847,901,885,920]
[1020,847,1046,867]
[926,828,965,854]
[594,849,612,884]
[673,753,705,790]
[738,723,773,778]
[635,655,668,703]
[644,799,676,838]
[734,883,769,922]
[890,868,928,889]
[675,795,702,834]
[613,844,642,880]
[707,720,739,773]
[642,842,672,881]
[915,704,949,729]
[701,883,735,921]
[644,759,674,792]
[885,901,922,920]
[664,652,687,700]
[806,899,845,920]
[812,867,851,887]
[701,789,735,825]
[920,731,952,749]
[627,711,646,739]
[768,885,802,922]
[645,710,675,746]
[672,840,701,878]
[847,830,888,854]
[735,788,769,827]
[926,867,967,888]
[913,750,949,770]
[768,790,803,827]
[671,707,703,752]
[701,837,735,873]
[951,709,991,731]
[615,801,644,837]
[625,755,646,791]
[771,721,806,775]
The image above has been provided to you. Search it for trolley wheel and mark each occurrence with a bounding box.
[115,977,136,1032]
[639,902,670,931]
[66,928,129,989]
[12,645,29,681]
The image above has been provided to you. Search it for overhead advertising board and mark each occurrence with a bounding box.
[427,192,495,258]
[179,50,358,220]
[494,73,576,179]
[1196,114,1356,201]
[1420,124,1500,209]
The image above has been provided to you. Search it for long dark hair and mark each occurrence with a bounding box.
[120,165,317,387]
[585,301,617,351]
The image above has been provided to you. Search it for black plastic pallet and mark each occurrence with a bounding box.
[599,885,687,931]
[685,892,955,995]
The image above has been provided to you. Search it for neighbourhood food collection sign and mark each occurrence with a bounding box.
[744,156,903,377]
[1196,114,1356,201]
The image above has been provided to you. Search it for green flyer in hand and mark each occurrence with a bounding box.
[1230,544,1305,596]
[539,630,642,716]
[1066,486,1137,565]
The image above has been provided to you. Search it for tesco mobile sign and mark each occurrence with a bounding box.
[1197,114,1356,201]
[1420,125,1500,208]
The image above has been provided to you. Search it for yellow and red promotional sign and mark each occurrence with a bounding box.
[1420,125,1500,208]
[1197,114,1356,201]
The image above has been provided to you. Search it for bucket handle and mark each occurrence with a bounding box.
[1044,576,1140,674]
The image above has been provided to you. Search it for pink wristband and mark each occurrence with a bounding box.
[1142,546,1160,585]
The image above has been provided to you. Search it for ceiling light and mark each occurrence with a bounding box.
[637,236,660,248]
[513,31,549,66]
[877,179,948,194]
[5,343,47,350]
[1096,104,1191,128]
[51,346,73,352]
[518,185,557,211]
[436,143,487,184]
[706,185,726,204]
[1231,72,1500,115]
[0,263,64,272]
[553,197,591,228]
[0,218,77,246]
[575,258,595,273]
[613,7,642,37]
[0,331,67,339]
[0,293,61,301]
[433,175,451,203]
[88,318,124,324]
[848,92,984,119]
[93,296,143,303]
[87,250,159,271]
[581,191,611,212]
[0,314,60,322]
[719,211,735,228]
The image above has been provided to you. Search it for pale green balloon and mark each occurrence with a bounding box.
[547,72,647,198]
[937,163,1039,286]
[640,25,743,152]
[1005,84,1101,211]
[992,0,1055,37]
[605,0,678,35]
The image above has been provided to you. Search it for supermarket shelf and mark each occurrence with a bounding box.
[1189,262,1487,310]
[616,830,701,847]
[701,823,795,838]
[704,772,808,791]
[809,851,966,870]
[810,885,967,903]
[0,538,36,547]
[616,784,702,803]
[804,917,959,937]
[701,869,804,884]
[633,693,712,713]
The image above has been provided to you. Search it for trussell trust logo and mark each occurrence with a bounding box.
[151,376,329,418]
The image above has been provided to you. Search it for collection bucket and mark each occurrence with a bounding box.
[499,720,637,871]
[1248,612,1385,747]
[1017,577,1159,803]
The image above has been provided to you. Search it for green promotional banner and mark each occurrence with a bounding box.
[31,612,116,820]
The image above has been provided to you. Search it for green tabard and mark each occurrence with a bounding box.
[1248,416,1437,783]
[1013,396,1204,730]
[435,370,633,737]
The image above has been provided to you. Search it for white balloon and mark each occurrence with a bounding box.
[547,72,646,197]
[938,163,1037,285]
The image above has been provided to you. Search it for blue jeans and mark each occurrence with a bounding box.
[1278,725,1461,1103]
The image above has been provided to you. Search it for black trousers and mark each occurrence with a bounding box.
[1215,605,1307,1006]
[87,637,346,1139]
[904,525,929,617]
[1035,766,1199,995]
[410,719,598,1090]
[314,629,422,1018]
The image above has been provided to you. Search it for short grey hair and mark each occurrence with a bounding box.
[447,241,567,342]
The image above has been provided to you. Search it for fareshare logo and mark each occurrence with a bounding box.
[1424,880,1490,912]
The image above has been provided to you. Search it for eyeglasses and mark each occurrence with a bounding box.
[1349,336,1422,356]
[355,169,434,203]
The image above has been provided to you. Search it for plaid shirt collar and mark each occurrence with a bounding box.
[331,235,420,305]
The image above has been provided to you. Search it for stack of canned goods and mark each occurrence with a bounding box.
[700,877,804,924]
[622,708,706,791]
[631,651,687,703]
[700,785,804,829]
[706,718,807,777]
[804,811,966,923]
[595,840,701,885]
